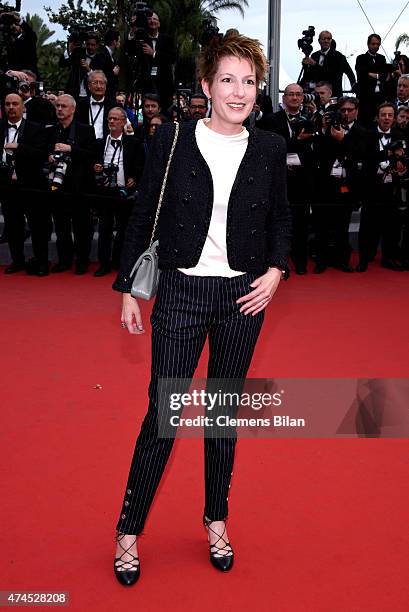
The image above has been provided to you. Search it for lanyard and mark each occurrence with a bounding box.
[104,136,123,166]
[89,103,104,127]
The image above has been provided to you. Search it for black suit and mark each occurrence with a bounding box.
[358,127,403,265]
[75,96,116,140]
[313,121,370,268]
[125,33,175,110]
[0,119,48,266]
[24,96,57,126]
[94,134,145,267]
[302,48,356,98]
[355,52,389,126]
[261,109,315,271]
[7,22,38,74]
[46,120,96,266]
[92,47,119,100]
[59,51,101,100]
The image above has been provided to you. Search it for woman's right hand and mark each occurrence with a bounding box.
[121,293,145,334]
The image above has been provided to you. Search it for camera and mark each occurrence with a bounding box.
[127,1,152,45]
[45,151,71,191]
[385,140,409,179]
[200,18,222,46]
[67,24,96,63]
[324,110,343,130]
[288,113,315,137]
[95,162,119,189]
[298,26,315,57]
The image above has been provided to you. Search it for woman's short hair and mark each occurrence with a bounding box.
[197,31,267,87]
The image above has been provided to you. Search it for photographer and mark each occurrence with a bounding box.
[93,106,145,276]
[16,70,57,125]
[0,93,48,274]
[355,34,389,127]
[302,30,356,98]
[357,103,405,271]
[93,29,121,100]
[46,94,96,274]
[261,83,315,274]
[1,12,38,75]
[125,10,175,111]
[75,70,116,139]
[59,31,101,100]
[313,96,369,273]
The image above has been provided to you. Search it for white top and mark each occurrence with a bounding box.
[104,133,125,187]
[178,118,248,277]
[89,97,105,139]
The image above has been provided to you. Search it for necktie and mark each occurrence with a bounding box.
[397,101,409,108]
[92,101,103,106]
[378,132,391,139]
[111,139,120,146]
[8,124,17,129]
[288,114,300,120]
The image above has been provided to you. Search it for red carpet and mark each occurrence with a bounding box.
[1,264,408,611]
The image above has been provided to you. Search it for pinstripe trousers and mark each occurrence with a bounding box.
[117,270,264,535]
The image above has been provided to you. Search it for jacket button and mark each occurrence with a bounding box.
[251,229,257,235]
[250,256,256,261]
[190,170,197,177]
[124,501,129,506]
[226,232,231,238]
[178,223,184,230]
[261,199,267,205]
[126,489,132,495]
[121,514,126,519]
[247,176,254,184]
[251,203,257,209]
[173,248,179,254]
[182,197,189,204]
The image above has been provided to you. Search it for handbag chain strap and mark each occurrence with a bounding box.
[149,121,180,247]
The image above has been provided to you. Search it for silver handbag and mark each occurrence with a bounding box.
[130,122,179,300]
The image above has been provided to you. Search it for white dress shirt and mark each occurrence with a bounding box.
[104,133,125,187]
[89,97,105,139]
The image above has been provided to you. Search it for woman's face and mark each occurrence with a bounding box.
[202,55,257,134]
[149,117,162,136]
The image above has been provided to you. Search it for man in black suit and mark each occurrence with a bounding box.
[260,83,315,273]
[355,34,389,127]
[0,93,48,274]
[75,70,116,140]
[313,96,369,273]
[46,94,96,274]
[125,11,175,111]
[5,14,38,75]
[356,103,405,271]
[302,30,356,98]
[93,29,121,100]
[93,107,145,276]
[59,32,101,101]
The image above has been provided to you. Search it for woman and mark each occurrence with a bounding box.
[143,113,168,154]
[112,31,291,585]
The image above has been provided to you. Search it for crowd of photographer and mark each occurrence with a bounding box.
[0,11,409,276]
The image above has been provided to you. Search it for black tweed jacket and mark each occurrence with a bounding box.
[113,120,291,292]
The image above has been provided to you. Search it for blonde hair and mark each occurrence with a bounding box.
[198,31,267,87]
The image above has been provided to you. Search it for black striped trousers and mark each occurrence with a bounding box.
[117,270,264,535]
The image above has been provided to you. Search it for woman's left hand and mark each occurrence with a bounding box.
[236,267,282,316]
